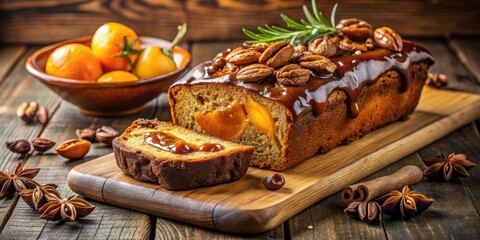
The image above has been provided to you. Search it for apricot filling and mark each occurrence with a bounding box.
[244,97,275,138]
[195,102,247,140]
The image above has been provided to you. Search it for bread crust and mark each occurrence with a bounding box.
[113,119,254,190]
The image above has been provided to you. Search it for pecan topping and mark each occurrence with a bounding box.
[17,101,39,123]
[336,18,373,41]
[225,48,261,65]
[376,185,433,219]
[236,64,273,82]
[308,37,337,57]
[374,27,403,52]
[19,183,60,210]
[339,37,368,52]
[298,55,337,73]
[96,126,119,145]
[39,195,95,222]
[0,162,40,199]
[423,153,475,182]
[365,38,374,50]
[6,139,31,155]
[344,201,382,225]
[259,41,294,68]
[243,42,270,52]
[277,64,311,86]
[32,138,56,152]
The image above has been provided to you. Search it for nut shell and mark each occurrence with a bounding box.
[55,139,91,160]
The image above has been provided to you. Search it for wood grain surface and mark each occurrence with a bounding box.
[0,37,479,238]
[1,0,480,44]
[67,88,480,234]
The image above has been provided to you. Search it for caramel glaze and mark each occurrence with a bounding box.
[173,41,434,121]
[144,132,223,154]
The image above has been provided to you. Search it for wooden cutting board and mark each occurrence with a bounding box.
[67,87,480,234]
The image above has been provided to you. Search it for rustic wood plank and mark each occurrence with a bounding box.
[415,39,480,94]
[0,47,60,233]
[449,38,480,84]
[0,43,172,238]
[2,0,480,44]
[0,46,26,85]
[383,124,480,239]
[288,154,426,240]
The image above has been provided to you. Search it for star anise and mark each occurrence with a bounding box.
[376,185,433,219]
[19,183,60,210]
[423,153,476,182]
[344,201,382,225]
[39,195,95,222]
[0,162,40,199]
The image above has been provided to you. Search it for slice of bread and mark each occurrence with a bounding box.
[113,119,254,190]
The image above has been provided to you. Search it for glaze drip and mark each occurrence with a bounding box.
[174,41,433,121]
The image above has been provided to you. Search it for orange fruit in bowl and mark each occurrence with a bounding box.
[97,71,139,83]
[91,22,140,72]
[45,43,102,81]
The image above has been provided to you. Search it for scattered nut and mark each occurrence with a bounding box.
[336,18,373,41]
[426,72,448,88]
[55,139,91,160]
[374,27,403,52]
[277,64,311,86]
[225,48,261,65]
[259,41,294,68]
[236,64,274,82]
[298,55,337,73]
[96,126,119,145]
[263,172,285,190]
[6,139,31,155]
[17,101,39,123]
[32,138,56,152]
[365,38,375,50]
[309,37,337,57]
[76,128,96,142]
[36,106,49,124]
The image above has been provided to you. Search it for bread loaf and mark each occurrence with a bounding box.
[168,40,433,171]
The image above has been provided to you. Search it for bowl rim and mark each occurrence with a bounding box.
[26,35,191,88]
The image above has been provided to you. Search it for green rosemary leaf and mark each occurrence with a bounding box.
[243,0,339,45]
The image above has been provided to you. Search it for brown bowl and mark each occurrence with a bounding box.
[26,36,191,117]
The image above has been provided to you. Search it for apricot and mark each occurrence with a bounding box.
[244,97,275,138]
[195,102,247,140]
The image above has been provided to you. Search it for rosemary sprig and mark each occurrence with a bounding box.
[242,0,339,45]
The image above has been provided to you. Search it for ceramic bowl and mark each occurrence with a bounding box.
[26,36,191,117]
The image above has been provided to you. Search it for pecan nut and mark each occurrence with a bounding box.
[32,138,56,152]
[365,38,374,50]
[339,37,368,52]
[55,139,91,160]
[374,27,403,52]
[336,18,373,41]
[17,101,39,123]
[298,55,337,73]
[6,139,31,155]
[277,64,311,86]
[259,41,294,68]
[308,37,337,57]
[96,126,119,145]
[76,128,96,142]
[243,42,270,52]
[236,64,273,82]
[36,106,49,124]
[225,48,261,65]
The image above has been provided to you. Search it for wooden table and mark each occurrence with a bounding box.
[0,38,479,239]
